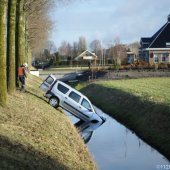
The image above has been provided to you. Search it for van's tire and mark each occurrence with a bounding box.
[49,97,59,108]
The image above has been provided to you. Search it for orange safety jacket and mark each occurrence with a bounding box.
[18,67,25,76]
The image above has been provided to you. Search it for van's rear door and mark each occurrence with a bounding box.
[40,74,56,92]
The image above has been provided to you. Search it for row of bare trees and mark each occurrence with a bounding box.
[0,0,67,106]
[58,36,87,60]
[56,36,140,66]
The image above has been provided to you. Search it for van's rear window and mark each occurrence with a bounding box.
[57,83,69,94]
[45,77,54,85]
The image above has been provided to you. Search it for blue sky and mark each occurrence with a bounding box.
[50,0,170,48]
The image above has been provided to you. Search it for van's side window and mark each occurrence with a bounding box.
[81,98,92,110]
[69,91,81,103]
[57,83,69,94]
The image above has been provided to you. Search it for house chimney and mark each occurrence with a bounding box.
[168,14,170,22]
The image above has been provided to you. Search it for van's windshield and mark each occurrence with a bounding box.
[81,98,92,111]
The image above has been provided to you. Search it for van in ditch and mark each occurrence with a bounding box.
[40,74,105,123]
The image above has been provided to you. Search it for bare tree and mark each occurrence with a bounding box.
[45,40,57,54]
[0,0,81,106]
[25,1,53,55]
[58,41,72,60]
[25,0,72,61]
[114,37,126,61]
[25,0,79,62]
[128,41,140,57]
[78,36,87,54]
[90,39,103,62]
[72,41,79,58]
[109,37,127,69]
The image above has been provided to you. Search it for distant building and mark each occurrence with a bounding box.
[127,51,137,64]
[139,14,170,65]
[75,50,98,66]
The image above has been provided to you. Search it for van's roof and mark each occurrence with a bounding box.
[56,80,89,100]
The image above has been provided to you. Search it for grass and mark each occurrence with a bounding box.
[0,74,96,170]
[77,77,170,160]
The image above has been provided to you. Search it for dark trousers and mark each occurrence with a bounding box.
[18,76,25,89]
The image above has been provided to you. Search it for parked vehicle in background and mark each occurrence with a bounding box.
[59,72,82,82]
[40,74,106,123]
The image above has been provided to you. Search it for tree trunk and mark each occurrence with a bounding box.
[17,0,25,67]
[0,0,8,106]
[7,0,17,94]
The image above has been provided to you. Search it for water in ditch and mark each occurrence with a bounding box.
[66,108,169,170]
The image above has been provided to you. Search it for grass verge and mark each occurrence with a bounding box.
[77,77,170,160]
[0,74,96,170]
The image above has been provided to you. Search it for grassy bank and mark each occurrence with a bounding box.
[0,74,96,170]
[77,77,170,160]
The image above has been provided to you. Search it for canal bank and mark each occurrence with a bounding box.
[0,74,96,170]
[77,78,170,160]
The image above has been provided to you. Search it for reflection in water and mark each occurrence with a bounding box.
[65,104,106,144]
[74,120,105,144]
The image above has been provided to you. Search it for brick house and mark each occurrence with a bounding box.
[139,15,170,65]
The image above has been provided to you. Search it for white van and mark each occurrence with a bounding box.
[40,74,105,123]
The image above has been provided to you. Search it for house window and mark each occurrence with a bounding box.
[166,42,170,47]
[154,54,159,63]
[162,54,166,62]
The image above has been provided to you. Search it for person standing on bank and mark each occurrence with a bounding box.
[18,64,27,91]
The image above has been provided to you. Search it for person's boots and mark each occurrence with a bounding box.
[22,85,26,92]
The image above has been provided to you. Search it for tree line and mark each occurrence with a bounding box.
[57,37,140,65]
[0,0,69,106]
[39,36,140,67]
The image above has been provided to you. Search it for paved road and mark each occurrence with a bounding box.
[39,70,83,81]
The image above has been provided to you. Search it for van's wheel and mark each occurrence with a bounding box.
[49,97,59,108]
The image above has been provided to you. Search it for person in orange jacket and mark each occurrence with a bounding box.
[18,64,27,91]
